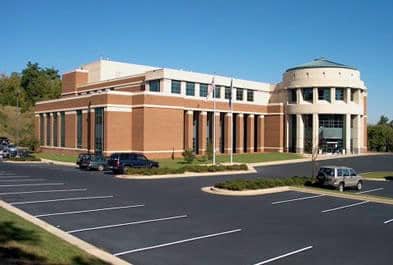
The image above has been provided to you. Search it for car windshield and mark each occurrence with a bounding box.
[318,168,335,177]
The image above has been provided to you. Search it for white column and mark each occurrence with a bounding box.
[313,87,318,104]
[345,88,351,103]
[312,113,319,153]
[345,113,351,154]
[352,115,361,154]
[330,88,336,104]
[296,88,303,104]
[296,114,304,153]
[285,115,290,152]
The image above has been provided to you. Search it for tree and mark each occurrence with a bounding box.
[377,115,389,125]
[368,122,393,152]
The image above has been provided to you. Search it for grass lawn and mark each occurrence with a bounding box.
[0,207,109,265]
[34,152,78,163]
[157,152,303,169]
[362,171,393,180]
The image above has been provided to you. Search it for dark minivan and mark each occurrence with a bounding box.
[108,153,159,174]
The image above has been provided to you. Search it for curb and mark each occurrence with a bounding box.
[0,200,132,265]
[117,167,257,180]
[201,186,291,196]
[363,177,388,182]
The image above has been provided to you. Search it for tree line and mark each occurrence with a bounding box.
[0,62,61,112]
[368,115,393,152]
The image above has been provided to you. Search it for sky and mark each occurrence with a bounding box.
[1,0,392,123]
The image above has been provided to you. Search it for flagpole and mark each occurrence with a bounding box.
[230,79,234,165]
[212,76,216,165]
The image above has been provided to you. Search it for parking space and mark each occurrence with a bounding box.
[1,155,393,265]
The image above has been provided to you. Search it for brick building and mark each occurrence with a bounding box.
[34,58,367,158]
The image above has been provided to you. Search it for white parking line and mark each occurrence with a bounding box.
[252,246,313,265]
[384,219,393,224]
[10,195,113,205]
[0,183,64,187]
[0,175,30,179]
[35,204,145,217]
[68,214,188,234]
[356,188,384,194]
[0,188,87,196]
[0,178,46,182]
[272,195,325,205]
[113,228,242,256]
[321,201,369,213]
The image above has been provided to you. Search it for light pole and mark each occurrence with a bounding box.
[15,90,19,146]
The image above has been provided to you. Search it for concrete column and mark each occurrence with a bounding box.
[49,113,54,146]
[236,114,244,153]
[198,111,207,154]
[246,114,254,152]
[257,115,265,152]
[57,112,61,147]
[313,87,318,104]
[214,112,220,152]
[352,114,361,154]
[184,110,193,150]
[345,113,351,154]
[224,113,232,154]
[296,114,304,153]
[345,87,351,103]
[43,114,47,146]
[296,88,303,104]
[312,113,319,153]
[330,88,336,104]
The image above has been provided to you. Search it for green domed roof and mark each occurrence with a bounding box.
[286,58,357,72]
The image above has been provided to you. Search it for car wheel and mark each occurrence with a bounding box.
[123,166,130,174]
[338,182,344,192]
[356,181,363,191]
[97,165,104,171]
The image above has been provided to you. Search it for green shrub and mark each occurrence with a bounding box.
[206,142,213,161]
[8,156,41,162]
[214,176,314,191]
[182,149,195,164]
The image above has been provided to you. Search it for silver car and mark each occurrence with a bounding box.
[317,166,363,192]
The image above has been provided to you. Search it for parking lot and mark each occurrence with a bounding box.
[1,154,393,265]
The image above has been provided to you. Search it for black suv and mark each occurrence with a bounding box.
[108,153,159,174]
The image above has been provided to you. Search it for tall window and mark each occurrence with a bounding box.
[247,89,254,102]
[60,112,65,147]
[224,87,232,99]
[336,88,344,101]
[200,83,208,97]
[350,88,356,101]
[288,89,297,103]
[46,113,51,146]
[40,114,44,145]
[171,80,181,94]
[53,113,58,146]
[318,88,330,101]
[77,110,83,148]
[214,86,221,98]
[236,88,243,101]
[303,88,313,102]
[149,80,160,92]
[186,82,195,96]
[95,108,104,153]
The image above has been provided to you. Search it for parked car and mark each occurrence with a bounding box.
[6,144,17,158]
[0,137,10,145]
[316,166,363,192]
[76,153,90,168]
[108,153,159,174]
[80,154,107,171]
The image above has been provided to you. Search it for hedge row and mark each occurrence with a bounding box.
[7,156,41,162]
[126,164,248,175]
[214,177,314,191]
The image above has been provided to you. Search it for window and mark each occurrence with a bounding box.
[343,169,350,177]
[214,86,221,98]
[77,110,83,148]
[350,169,357,176]
[302,88,313,102]
[136,154,147,161]
[53,113,58,146]
[200,83,208,97]
[236,88,243,101]
[350,88,356,101]
[186,82,195,96]
[318,88,330,101]
[39,114,44,145]
[95,108,104,153]
[60,112,65,147]
[336,88,344,101]
[46,113,51,145]
[288,89,297,103]
[149,80,160,92]
[337,169,343,176]
[247,89,254,102]
[171,80,181,94]
[224,87,232,99]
